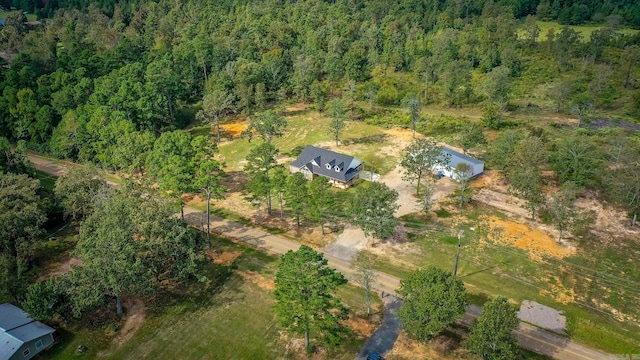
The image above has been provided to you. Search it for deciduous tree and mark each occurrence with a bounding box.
[551,135,603,188]
[506,136,546,220]
[0,173,47,303]
[242,110,287,143]
[400,138,447,196]
[397,267,467,341]
[349,182,399,239]
[191,136,226,244]
[549,181,578,242]
[285,172,308,226]
[54,166,107,221]
[244,142,279,216]
[404,95,421,138]
[351,252,377,317]
[327,99,347,146]
[196,89,235,143]
[305,176,334,234]
[73,183,204,315]
[466,296,520,360]
[458,122,487,155]
[274,245,349,352]
[454,163,474,208]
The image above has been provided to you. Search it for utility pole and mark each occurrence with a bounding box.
[452,230,463,276]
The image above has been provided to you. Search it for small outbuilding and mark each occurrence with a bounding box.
[0,303,55,360]
[290,145,363,189]
[434,147,484,181]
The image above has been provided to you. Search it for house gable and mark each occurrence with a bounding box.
[290,145,362,184]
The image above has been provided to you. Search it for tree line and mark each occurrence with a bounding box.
[275,244,521,359]
[1,0,639,164]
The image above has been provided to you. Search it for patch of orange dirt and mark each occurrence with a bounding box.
[382,127,422,143]
[210,250,243,265]
[541,273,576,304]
[346,316,377,337]
[235,270,275,291]
[220,121,248,139]
[484,216,575,259]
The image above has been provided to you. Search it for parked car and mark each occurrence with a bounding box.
[366,354,382,360]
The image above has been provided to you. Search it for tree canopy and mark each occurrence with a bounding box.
[274,245,349,351]
[349,182,399,240]
[466,296,520,360]
[72,183,205,315]
[397,266,467,341]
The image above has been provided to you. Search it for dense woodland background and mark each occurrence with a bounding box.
[1,0,639,225]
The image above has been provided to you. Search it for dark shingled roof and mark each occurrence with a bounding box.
[291,145,362,182]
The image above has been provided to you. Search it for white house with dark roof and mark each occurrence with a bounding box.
[290,145,363,189]
[434,147,484,181]
[0,303,55,360]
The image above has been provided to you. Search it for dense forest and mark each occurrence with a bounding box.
[1,0,639,215]
[1,0,639,152]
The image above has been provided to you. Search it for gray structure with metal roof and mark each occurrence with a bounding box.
[0,303,55,360]
[290,145,363,188]
[434,147,484,180]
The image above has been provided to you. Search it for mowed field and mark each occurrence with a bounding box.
[39,234,373,360]
[197,107,400,175]
[517,20,640,41]
[0,10,38,22]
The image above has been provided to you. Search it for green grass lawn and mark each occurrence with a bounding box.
[517,20,640,42]
[216,109,398,174]
[42,235,369,359]
[35,169,57,192]
[0,10,37,22]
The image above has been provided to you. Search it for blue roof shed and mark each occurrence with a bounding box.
[0,303,55,360]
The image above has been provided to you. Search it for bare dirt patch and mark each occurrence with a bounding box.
[385,331,468,360]
[382,127,421,143]
[474,189,530,218]
[484,215,575,259]
[347,316,378,337]
[220,121,248,139]
[210,250,243,266]
[235,270,275,291]
[281,333,328,360]
[575,197,639,241]
[112,297,146,347]
[285,103,309,113]
[39,257,84,281]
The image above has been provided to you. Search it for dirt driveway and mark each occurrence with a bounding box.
[379,164,457,217]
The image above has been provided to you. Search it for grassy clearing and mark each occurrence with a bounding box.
[35,169,57,192]
[516,20,640,41]
[0,10,37,22]
[370,202,640,354]
[217,109,397,174]
[41,233,370,359]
